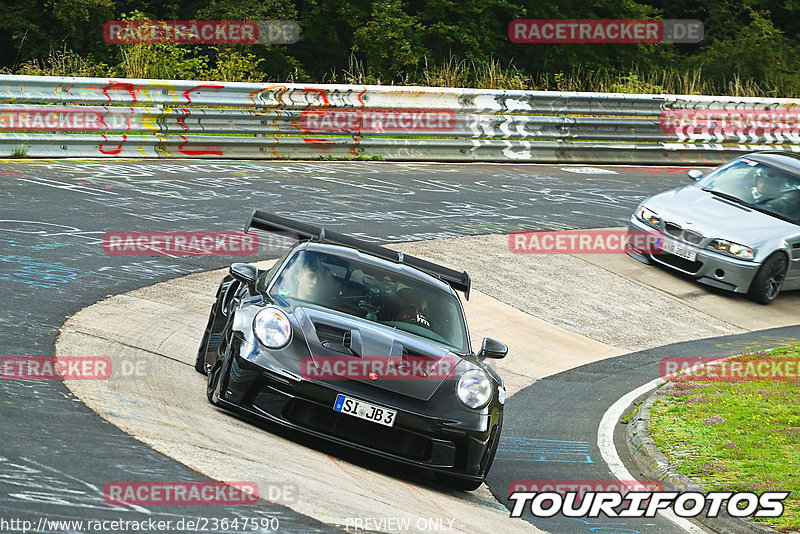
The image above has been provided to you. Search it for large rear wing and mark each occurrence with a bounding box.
[245,210,471,300]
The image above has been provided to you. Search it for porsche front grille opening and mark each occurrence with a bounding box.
[286,400,433,461]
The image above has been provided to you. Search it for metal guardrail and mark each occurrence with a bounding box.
[1,74,799,163]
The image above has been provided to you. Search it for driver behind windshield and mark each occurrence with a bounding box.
[393,288,431,328]
[269,249,469,351]
[275,252,338,302]
[750,166,783,202]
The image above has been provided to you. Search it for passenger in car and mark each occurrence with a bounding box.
[292,254,338,302]
[393,288,431,328]
[751,167,783,202]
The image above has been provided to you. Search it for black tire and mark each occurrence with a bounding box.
[436,414,502,492]
[747,253,789,305]
[435,473,484,491]
[206,361,223,405]
[195,326,211,375]
[195,303,219,375]
[482,413,503,479]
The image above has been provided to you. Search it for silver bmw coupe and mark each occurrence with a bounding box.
[628,152,800,304]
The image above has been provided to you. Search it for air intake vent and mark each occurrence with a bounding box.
[399,347,440,378]
[313,322,355,355]
[313,322,350,346]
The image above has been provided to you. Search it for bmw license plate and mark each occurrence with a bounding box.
[661,238,697,261]
[333,394,396,427]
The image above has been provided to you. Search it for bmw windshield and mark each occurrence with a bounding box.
[268,249,469,352]
[697,159,800,224]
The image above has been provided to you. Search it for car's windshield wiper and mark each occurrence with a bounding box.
[746,205,800,225]
[703,188,799,224]
[702,188,752,208]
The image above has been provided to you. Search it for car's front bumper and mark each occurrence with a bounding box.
[216,341,500,482]
[627,216,761,294]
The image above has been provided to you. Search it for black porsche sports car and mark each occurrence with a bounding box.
[195,211,507,490]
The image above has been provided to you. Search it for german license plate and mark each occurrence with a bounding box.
[333,394,396,427]
[661,238,697,261]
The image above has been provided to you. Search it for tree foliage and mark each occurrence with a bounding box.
[1,0,798,95]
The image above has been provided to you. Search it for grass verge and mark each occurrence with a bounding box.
[650,344,800,532]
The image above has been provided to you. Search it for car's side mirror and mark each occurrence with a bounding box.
[229,263,258,294]
[687,169,704,181]
[478,337,507,359]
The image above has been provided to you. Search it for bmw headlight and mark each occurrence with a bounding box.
[253,307,292,349]
[457,370,492,409]
[637,206,661,227]
[710,239,755,261]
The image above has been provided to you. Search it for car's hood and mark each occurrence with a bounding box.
[291,303,462,401]
[643,185,797,246]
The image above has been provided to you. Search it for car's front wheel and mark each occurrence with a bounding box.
[436,414,502,491]
[206,360,223,405]
[747,253,788,305]
[195,306,216,375]
[435,473,484,491]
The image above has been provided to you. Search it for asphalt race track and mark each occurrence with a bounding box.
[1,159,795,533]
[490,325,800,534]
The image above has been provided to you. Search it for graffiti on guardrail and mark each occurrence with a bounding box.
[0,74,798,163]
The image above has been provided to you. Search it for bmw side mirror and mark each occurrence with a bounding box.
[478,337,507,359]
[687,169,704,181]
[229,263,258,294]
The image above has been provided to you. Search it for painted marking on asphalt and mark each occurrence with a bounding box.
[597,380,707,533]
[564,517,642,533]
[498,437,593,463]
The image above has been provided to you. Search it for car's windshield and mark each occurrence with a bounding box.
[268,249,469,352]
[697,159,800,224]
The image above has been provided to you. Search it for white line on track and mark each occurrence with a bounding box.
[597,377,708,533]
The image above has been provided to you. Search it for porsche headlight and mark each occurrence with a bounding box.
[710,239,755,261]
[457,370,492,409]
[637,206,661,227]
[253,307,292,348]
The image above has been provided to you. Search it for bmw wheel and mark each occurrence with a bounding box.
[747,253,788,305]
